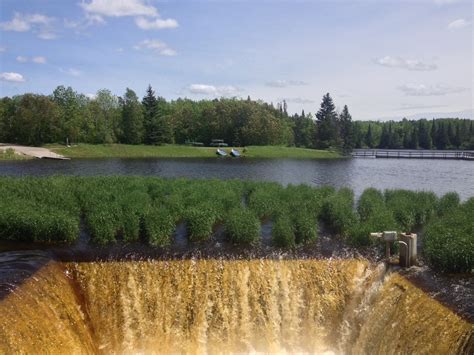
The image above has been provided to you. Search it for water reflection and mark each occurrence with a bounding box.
[0,157,473,199]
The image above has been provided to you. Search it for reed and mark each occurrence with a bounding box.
[225,208,260,244]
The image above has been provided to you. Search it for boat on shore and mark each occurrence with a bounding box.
[216,148,227,156]
[230,149,241,157]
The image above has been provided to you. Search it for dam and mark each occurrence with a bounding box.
[0,254,472,354]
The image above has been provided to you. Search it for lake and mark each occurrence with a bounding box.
[0,157,473,199]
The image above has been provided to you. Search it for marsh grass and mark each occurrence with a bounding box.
[225,208,260,244]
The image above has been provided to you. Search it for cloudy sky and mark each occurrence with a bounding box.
[0,0,472,119]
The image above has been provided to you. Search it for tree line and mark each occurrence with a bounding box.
[353,118,473,150]
[0,85,472,151]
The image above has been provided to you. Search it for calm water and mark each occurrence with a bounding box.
[0,158,473,199]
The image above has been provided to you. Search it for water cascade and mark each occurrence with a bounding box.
[0,259,472,354]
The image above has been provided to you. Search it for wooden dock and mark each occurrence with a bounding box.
[352,149,474,160]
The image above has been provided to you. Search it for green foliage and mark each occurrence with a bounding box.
[248,183,283,219]
[437,192,460,217]
[225,208,260,244]
[424,199,473,273]
[292,211,317,244]
[322,188,357,235]
[143,207,176,247]
[272,214,295,247]
[385,190,437,231]
[186,204,218,242]
[357,188,385,221]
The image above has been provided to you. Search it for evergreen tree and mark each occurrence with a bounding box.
[365,124,374,148]
[418,120,432,149]
[435,123,449,150]
[142,85,158,144]
[339,105,354,153]
[315,93,339,149]
[379,125,390,148]
[121,88,144,144]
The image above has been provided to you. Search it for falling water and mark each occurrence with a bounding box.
[0,258,472,354]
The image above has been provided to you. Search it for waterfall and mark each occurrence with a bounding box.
[0,258,472,354]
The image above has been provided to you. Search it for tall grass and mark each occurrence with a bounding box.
[424,198,473,273]
[225,208,260,244]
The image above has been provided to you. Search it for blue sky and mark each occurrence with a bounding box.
[0,0,472,119]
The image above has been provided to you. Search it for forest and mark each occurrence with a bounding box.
[0,85,472,151]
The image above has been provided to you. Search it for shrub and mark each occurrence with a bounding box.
[272,214,295,247]
[225,208,260,244]
[423,199,473,273]
[143,207,176,247]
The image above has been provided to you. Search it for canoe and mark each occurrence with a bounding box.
[230,149,241,157]
[216,149,227,156]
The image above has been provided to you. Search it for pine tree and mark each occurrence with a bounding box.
[435,122,449,150]
[142,85,157,144]
[121,88,144,144]
[339,105,354,153]
[315,93,339,149]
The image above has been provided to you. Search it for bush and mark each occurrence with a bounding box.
[272,214,295,247]
[225,208,260,244]
[143,207,176,247]
[423,200,473,273]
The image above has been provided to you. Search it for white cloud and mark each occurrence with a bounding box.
[398,83,468,96]
[376,56,437,71]
[0,13,56,39]
[0,47,5,53]
[60,68,82,77]
[447,18,471,30]
[188,84,241,97]
[265,79,308,88]
[0,72,26,83]
[80,0,158,18]
[32,56,47,64]
[134,39,177,56]
[16,56,28,63]
[15,56,47,64]
[135,17,178,30]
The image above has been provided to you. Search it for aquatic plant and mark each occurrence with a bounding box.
[436,192,460,217]
[225,208,260,244]
[143,206,176,247]
[424,198,474,273]
[321,188,357,235]
[186,204,219,242]
[272,214,295,247]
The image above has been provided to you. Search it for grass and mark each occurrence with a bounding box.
[0,148,31,160]
[48,143,342,159]
[0,176,471,272]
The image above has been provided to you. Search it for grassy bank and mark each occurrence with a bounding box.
[0,148,30,161]
[49,144,342,159]
[0,176,471,272]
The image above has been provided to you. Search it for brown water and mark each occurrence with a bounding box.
[0,258,472,354]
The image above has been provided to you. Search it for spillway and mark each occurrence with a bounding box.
[0,258,472,354]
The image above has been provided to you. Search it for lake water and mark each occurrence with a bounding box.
[0,158,473,199]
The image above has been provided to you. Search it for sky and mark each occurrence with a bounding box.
[0,0,472,120]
